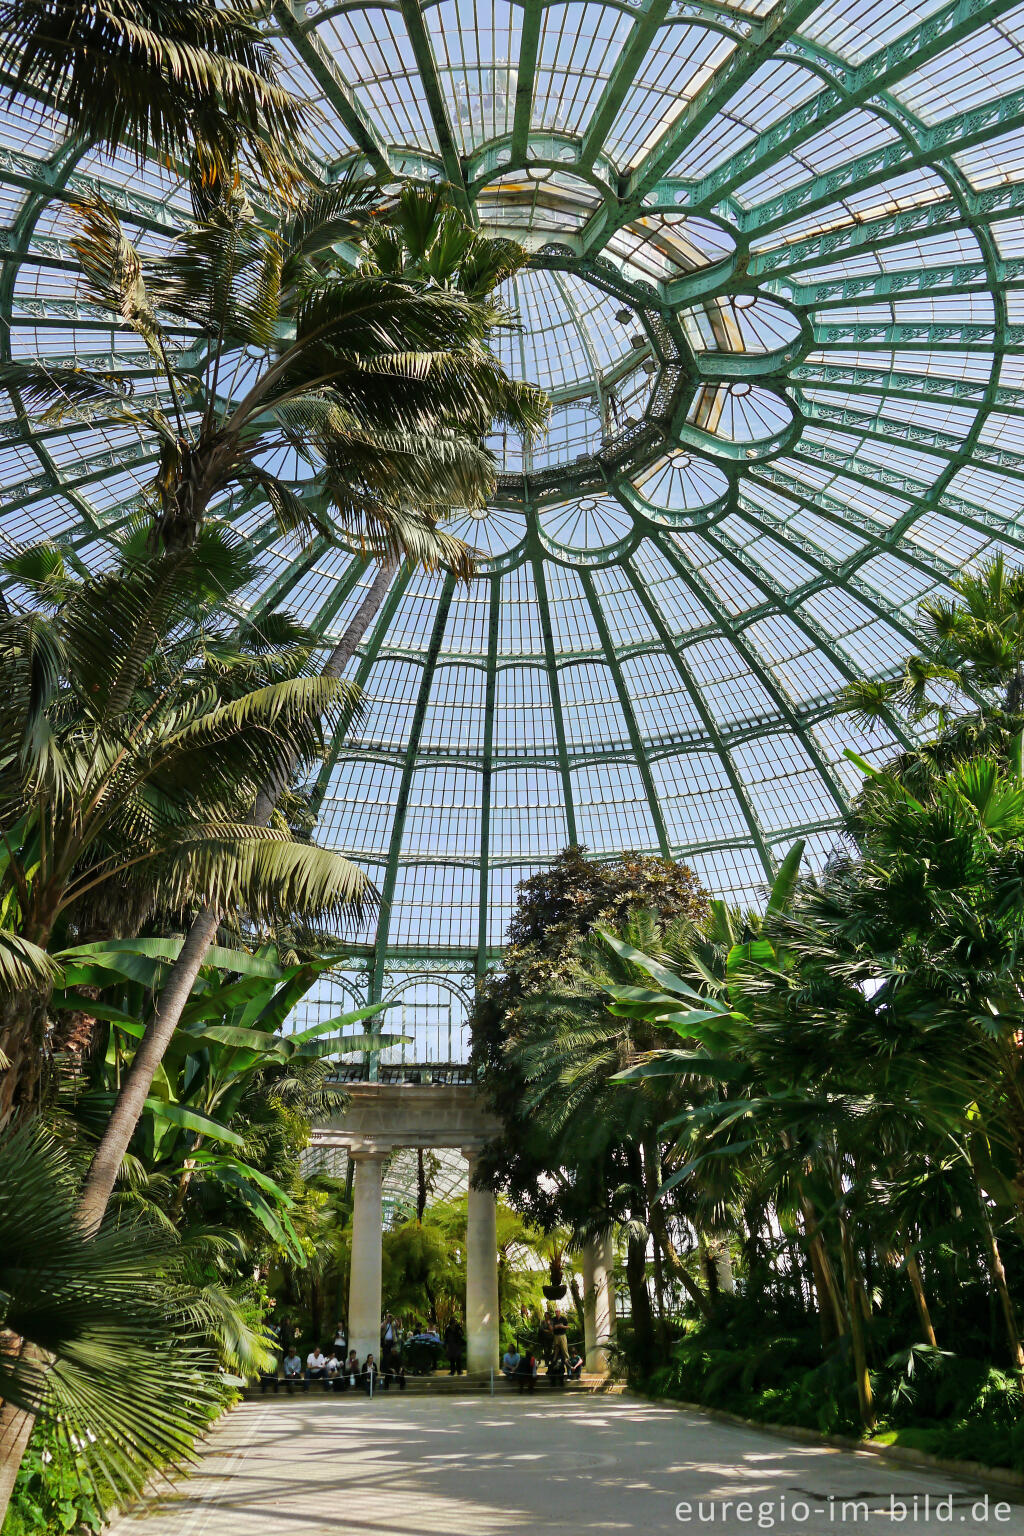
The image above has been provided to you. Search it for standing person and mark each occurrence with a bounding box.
[381,1313,401,1374]
[552,1311,570,1368]
[538,1311,554,1364]
[332,1319,347,1358]
[443,1317,464,1376]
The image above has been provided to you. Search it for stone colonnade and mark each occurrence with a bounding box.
[313,1084,614,1373]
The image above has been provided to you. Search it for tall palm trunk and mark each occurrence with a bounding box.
[78,558,398,1232]
[642,1138,711,1322]
[902,1246,938,1348]
[978,1197,1024,1384]
[838,1213,875,1429]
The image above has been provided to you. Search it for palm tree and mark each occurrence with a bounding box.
[510,908,718,1337]
[838,555,1024,732]
[2,188,534,565]
[0,0,309,192]
[74,184,547,1228]
[0,525,368,1125]
[0,1122,261,1519]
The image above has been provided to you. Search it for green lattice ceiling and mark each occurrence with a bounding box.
[2,0,1024,1053]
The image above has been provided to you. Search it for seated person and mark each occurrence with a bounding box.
[567,1348,584,1380]
[283,1349,303,1394]
[337,1349,360,1391]
[362,1353,383,1392]
[325,1351,341,1390]
[502,1345,522,1380]
[306,1345,328,1388]
[515,1350,537,1394]
[548,1352,566,1387]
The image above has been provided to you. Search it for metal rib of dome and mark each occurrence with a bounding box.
[2,0,1024,1062]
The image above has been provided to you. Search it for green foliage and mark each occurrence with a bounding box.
[55,935,398,1263]
[5,1421,104,1536]
[647,1305,1024,1467]
[0,529,368,1114]
[0,0,309,193]
[0,1126,230,1517]
[0,181,547,561]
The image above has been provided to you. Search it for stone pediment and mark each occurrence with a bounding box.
[312,1082,501,1156]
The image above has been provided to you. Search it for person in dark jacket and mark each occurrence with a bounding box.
[443,1318,465,1375]
[515,1350,537,1394]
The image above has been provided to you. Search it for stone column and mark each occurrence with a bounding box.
[347,1146,387,1364]
[463,1148,500,1373]
[582,1229,616,1374]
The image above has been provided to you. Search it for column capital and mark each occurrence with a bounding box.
[460,1142,487,1166]
[348,1142,390,1164]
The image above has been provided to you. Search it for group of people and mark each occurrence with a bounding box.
[259,1316,407,1394]
[258,1308,583,1395]
[501,1310,584,1393]
[274,1345,405,1394]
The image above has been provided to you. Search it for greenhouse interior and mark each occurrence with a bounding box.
[3,1,1024,1532]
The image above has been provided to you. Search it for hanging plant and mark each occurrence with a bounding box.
[542,1233,569,1300]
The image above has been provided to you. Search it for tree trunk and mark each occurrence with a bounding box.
[979,1201,1024,1383]
[0,1399,34,1518]
[838,1212,875,1429]
[799,1193,846,1341]
[643,1140,711,1322]
[0,1336,47,1524]
[625,1231,656,1375]
[903,1246,938,1348]
[0,991,49,1134]
[78,560,398,1230]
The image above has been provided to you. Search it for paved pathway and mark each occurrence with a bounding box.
[108,1393,1022,1535]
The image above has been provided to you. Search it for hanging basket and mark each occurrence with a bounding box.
[542,1282,567,1300]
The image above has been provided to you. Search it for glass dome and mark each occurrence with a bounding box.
[2,0,1023,1061]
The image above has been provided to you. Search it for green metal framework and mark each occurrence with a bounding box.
[2,0,1024,1060]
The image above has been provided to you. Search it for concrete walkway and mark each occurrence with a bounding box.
[108,1393,1023,1535]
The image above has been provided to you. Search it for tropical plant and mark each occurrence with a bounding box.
[76,182,549,1233]
[0,1124,233,1520]
[57,936,402,1254]
[471,848,710,1368]
[1,187,522,564]
[0,527,367,1125]
[0,0,310,192]
[837,554,1024,729]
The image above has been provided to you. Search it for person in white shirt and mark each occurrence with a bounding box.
[306,1346,328,1389]
[325,1351,341,1391]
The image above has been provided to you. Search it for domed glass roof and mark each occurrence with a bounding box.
[2,0,1024,1060]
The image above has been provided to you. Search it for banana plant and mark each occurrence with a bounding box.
[55,937,405,1260]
